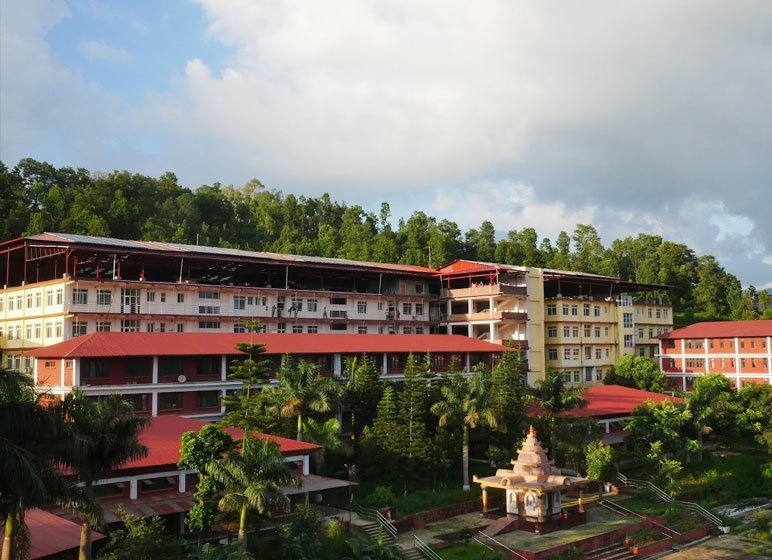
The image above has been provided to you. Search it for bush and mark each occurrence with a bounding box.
[365,485,398,509]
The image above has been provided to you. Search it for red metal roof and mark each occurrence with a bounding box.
[26,333,508,359]
[528,385,683,419]
[0,509,105,559]
[438,260,516,275]
[658,320,772,340]
[118,416,319,473]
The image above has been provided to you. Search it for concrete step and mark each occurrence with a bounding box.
[398,544,424,560]
[584,543,636,560]
[360,521,395,544]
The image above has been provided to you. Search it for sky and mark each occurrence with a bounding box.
[1,1,771,290]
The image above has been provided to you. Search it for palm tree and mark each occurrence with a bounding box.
[528,368,586,461]
[53,392,150,560]
[687,373,737,462]
[276,357,343,440]
[431,368,498,491]
[206,437,301,552]
[1,368,66,560]
[301,417,350,473]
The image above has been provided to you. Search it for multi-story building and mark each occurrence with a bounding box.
[658,320,772,390]
[437,261,672,386]
[26,332,507,419]
[2,234,673,387]
[1,233,439,373]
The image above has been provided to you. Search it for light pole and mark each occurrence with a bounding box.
[344,463,356,525]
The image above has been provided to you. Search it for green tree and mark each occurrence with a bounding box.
[276,506,324,560]
[736,383,772,453]
[300,417,349,473]
[342,355,383,440]
[97,509,186,560]
[490,351,527,442]
[431,368,498,491]
[399,354,431,480]
[1,368,66,560]
[178,425,235,540]
[527,368,586,461]
[585,440,615,500]
[222,325,273,429]
[571,224,605,274]
[276,357,343,441]
[604,354,666,393]
[206,437,300,552]
[687,374,738,461]
[365,385,404,467]
[54,392,150,560]
[625,400,698,462]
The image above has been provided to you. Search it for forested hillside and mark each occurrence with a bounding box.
[1,158,767,323]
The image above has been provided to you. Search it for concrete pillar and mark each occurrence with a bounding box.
[482,487,489,513]
[130,479,138,500]
[537,493,543,522]
[152,356,159,384]
[578,490,584,513]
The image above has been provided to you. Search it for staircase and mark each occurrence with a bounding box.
[584,543,636,560]
[360,520,395,544]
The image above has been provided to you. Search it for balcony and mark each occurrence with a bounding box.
[447,310,528,322]
[441,284,527,299]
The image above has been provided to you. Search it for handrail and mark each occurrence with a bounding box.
[599,500,681,537]
[353,503,398,539]
[413,535,444,560]
[477,531,529,560]
[617,473,725,528]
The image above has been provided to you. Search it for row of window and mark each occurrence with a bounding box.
[667,357,771,370]
[546,303,608,317]
[1,321,64,341]
[636,307,669,319]
[91,391,220,412]
[562,368,605,384]
[547,325,610,339]
[0,289,64,312]
[547,347,611,361]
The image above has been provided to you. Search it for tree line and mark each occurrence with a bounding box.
[1,157,768,322]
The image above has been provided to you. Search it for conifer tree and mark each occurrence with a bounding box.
[399,354,431,479]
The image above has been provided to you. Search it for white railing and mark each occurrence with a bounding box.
[599,500,680,537]
[617,473,725,529]
[476,532,529,560]
[413,536,443,560]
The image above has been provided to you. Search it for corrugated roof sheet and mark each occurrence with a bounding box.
[28,233,436,275]
[528,384,683,419]
[658,320,772,340]
[120,416,318,472]
[0,509,105,559]
[26,332,508,359]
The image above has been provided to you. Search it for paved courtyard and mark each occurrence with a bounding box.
[660,535,772,560]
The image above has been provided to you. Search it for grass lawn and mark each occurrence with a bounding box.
[436,542,507,560]
[679,449,772,507]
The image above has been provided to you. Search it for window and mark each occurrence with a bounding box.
[34,323,41,339]
[638,327,644,339]
[571,305,578,316]
[83,359,108,379]
[0,297,3,312]
[159,392,183,410]
[307,325,318,334]
[583,304,590,316]
[233,323,246,333]
[121,320,140,332]
[25,324,32,339]
[656,309,661,319]
[125,358,152,378]
[562,304,569,315]
[73,289,88,305]
[197,391,220,409]
[649,328,654,338]
[330,297,347,305]
[277,323,286,333]
[97,290,112,305]
[547,304,557,316]
[72,321,87,337]
[176,323,184,332]
[548,348,558,360]
[358,326,368,334]
[563,326,571,337]
[160,292,166,302]
[594,326,601,338]
[26,293,33,308]
[594,306,600,317]
[198,291,220,299]
[196,356,220,376]
[198,305,220,314]
[415,284,424,294]
[563,373,572,383]
[564,348,572,360]
[585,346,592,360]
[198,320,220,329]
[234,296,246,310]
[547,326,557,337]
[290,298,303,312]
[403,303,412,315]
[357,301,367,314]
[584,325,591,337]
[403,326,413,334]
[55,289,63,304]
[623,313,633,328]
[573,371,580,383]
[159,323,166,332]
[8,297,13,311]
[158,357,183,378]
[177,293,185,303]
[45,322,52,338]
[146,291,155,302]
[45,290,53,306]
[123,394,149,412]
[307,299,318,312]
[596,348,602,359]
[572,348,580,359]
[572,326,579,338]
[624,334,634,348]
[415,303,425,316]
[292,324,303,333]
[330,323,346,331]
[415,326,424,334]
[55,322,63,337]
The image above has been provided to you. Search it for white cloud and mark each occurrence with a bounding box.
[79,39,133,63]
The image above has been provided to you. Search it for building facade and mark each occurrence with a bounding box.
[658,320,772,390]
[2,234,673,387]
[25,332,507,419]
